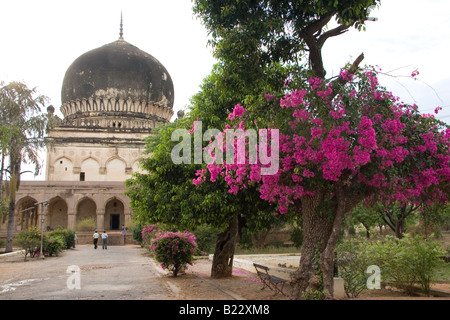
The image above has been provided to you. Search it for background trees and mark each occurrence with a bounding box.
[0,81,49,252]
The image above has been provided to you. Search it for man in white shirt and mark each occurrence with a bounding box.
[93,231,99,249]
[102,231,108,250]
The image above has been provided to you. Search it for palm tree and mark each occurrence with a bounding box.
[0,81,49,252]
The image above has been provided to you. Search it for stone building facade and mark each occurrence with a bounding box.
[0,27,174,240]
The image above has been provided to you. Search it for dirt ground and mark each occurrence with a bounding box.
[166,257,450,300]
[1,246,448,300]
[162,257,288,300]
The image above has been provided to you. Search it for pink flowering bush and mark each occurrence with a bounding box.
[150,231,198,277]
[141,224,159,248]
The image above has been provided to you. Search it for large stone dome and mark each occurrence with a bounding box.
[59,38,174,130]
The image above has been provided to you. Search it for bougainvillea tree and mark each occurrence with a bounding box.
[194,67,450,299]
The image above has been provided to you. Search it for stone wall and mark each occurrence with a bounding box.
[75,232,136,246]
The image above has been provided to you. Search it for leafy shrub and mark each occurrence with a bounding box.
[150,230,198,277]
[75,217,96,232]
[132,223,143,244]
[338,234,446,296]
[336,238,371,298]
[44,235,65,256]
[47,228,75,249]
[16,227,43,260]
[370,235,445,295]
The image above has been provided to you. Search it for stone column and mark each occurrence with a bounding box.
[67,211,76,230]
[97,209,105,231]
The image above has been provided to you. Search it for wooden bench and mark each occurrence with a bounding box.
[253,263,288,296]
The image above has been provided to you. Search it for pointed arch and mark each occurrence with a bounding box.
[53,157,74,181]
[104,197,125,230]
[47,196,68,230]
[81,157,101,181]
[15,196,38,231]
[75,197,97,229]
[105,156,127,181]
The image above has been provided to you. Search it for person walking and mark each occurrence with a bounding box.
[73,232,78,248]
[121,225,127,245]
[102,230,108,250]
[93,230,99,249]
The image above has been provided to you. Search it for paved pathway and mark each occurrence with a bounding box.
[0,245,175,300]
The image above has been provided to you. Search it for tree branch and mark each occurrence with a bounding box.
[301,14,333,37]
[299,14,334,78]
[318,24,351,49]
[328,52,364,100]
[348,52,365,74]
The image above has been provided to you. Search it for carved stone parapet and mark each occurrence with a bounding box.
[60,98,174,128]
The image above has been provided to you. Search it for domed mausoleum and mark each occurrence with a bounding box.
[1,21,174,242]
[60,38,174,129]
[46,29,174,182]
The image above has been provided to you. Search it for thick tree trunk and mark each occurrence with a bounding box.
[211,218,239,278]
[291,186,367,300]
[290,193,333,299]
[5,200,15,253]
[319,195,347,300]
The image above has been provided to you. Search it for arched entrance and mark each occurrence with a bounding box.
[47,197,68,230]
[105,198,124,230]
[76,197,97,229]
[15,197,38,231]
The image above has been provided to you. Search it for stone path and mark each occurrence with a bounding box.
[0,245,175,300]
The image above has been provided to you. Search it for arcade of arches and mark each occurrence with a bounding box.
[9,181,131,235]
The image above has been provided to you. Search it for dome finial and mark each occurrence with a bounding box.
[119,11,124,40]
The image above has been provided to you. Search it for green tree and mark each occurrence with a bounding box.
[0,81,49,252]
[346,202,384,238]
[193,0,379,78]
[192,0,383,297]
[127,52,297,278]
[126,117,285,278]
[375,202,421,239]
[419,203,450,238]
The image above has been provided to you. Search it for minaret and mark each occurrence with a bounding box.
[119,12,124,40]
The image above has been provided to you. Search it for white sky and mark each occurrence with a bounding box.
[1,0,449,180]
